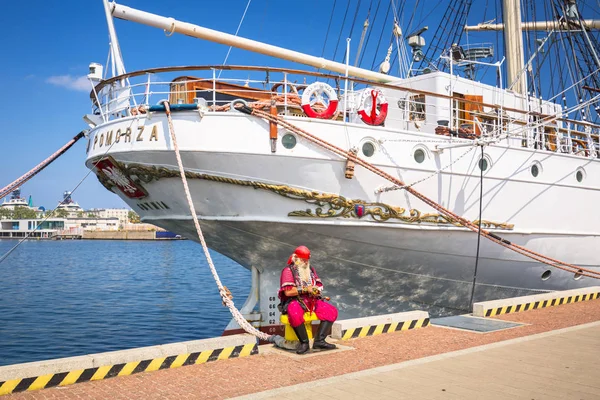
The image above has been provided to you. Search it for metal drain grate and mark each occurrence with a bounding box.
[431,315,523,332]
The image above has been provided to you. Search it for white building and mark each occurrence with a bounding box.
[86,208,130,227]
[1,188,43,216]
[0,218,66,239]
[56,191,84,217]
[66,217,120,231]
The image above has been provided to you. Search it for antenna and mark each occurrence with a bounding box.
[407,26,428,63]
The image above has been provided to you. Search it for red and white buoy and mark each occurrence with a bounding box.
[358,88,388,126]
[301,82,339,119]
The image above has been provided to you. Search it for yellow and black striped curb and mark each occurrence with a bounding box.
[0,343,258,396]
[340,318,430,340]
[483,292,600,317]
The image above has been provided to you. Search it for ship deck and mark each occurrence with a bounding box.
[4,296,600,399]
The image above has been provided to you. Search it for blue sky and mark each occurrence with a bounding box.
[1,0,593,210]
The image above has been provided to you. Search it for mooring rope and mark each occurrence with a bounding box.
[239,106,600,280]
[0,131,86,200]
[162,101,275,342]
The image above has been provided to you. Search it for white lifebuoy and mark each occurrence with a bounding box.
[358,88,388,126]
[301,82,339,119]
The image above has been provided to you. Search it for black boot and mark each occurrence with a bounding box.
[313,321,337,350]
[292,324,310,354]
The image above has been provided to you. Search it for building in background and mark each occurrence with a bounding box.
[0,188,43,216]
[86,208,130,227]
[0,190,171,239]
[55,191,84,217]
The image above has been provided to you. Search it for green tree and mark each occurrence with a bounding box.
[11,206,37,219]
[54,209,69,219]
[128,210,140,223]
[0,208,13,219]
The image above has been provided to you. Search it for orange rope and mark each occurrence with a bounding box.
[247,107,600,280]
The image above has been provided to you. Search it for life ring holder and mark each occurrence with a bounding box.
[301,82,339,119]
[358,88,388,126]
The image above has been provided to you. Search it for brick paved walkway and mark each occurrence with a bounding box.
[237,322,600,399]
[6,299,600,399]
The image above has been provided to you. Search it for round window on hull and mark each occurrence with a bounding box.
[362,142,376,157]
[531,164,539,177]
[282,134,297,149]
[478,158,488,171]
[414,149,425,163]
[541,270,552,281]
[576,170,584,183]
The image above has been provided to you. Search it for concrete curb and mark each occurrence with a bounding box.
[332,310,430,340]
[0,334,258,396]
[473,286,600,317]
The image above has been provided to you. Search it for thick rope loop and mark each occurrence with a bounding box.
[162,101,271,341]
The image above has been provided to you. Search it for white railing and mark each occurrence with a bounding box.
[89,66,600,159]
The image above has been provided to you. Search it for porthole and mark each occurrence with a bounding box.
[362,142,376,157]
[541,270,552,281]
[576,170,584,183]
[531,164,539,177]
[282,134,297,149]
[574,270,583,280]
[478,158,488,171]
[414,149,425,163]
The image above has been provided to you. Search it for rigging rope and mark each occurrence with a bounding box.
[237,106,600,280]
[0,121,130,266]
[217,0,252,79]
[161,101,272,342]
[0,131,85,200]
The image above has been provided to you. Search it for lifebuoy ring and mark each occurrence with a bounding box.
[358,88,388,126]
[301,82,339,119]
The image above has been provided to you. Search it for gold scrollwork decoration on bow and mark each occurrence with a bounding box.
[93,159,513,229]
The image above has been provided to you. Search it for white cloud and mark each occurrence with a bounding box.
[46,75,90,92]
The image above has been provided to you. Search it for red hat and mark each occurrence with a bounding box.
[294,246,310,259]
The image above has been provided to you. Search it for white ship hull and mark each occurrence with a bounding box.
[85,111,600,332]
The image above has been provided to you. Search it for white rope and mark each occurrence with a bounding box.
[162,101,271,342]
[376,145,477,194]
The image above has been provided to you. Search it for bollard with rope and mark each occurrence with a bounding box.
[160,101,294,349]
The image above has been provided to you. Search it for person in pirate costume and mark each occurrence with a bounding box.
[278,245,338,354]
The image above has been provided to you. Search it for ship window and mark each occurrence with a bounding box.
[531,164,539,177]
[576,170,584,182]
[414,149,425,163]
[362,142,376,157]
[282,134,297,149]
[478,158,488,171]
[409,95,426,121]
[541,270,552,281]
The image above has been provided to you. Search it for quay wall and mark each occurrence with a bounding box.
[82,231,155,240]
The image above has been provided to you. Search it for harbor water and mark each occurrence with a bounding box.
[0,240,250,367]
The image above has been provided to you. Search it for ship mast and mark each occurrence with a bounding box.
[503,0,527,95]
[106,2,396,83]
[466,1,600,97]
[103,0,127,77]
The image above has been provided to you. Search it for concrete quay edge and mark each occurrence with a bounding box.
[473,286,600,317]
[331,310,430,340]
[0,334,257,396]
